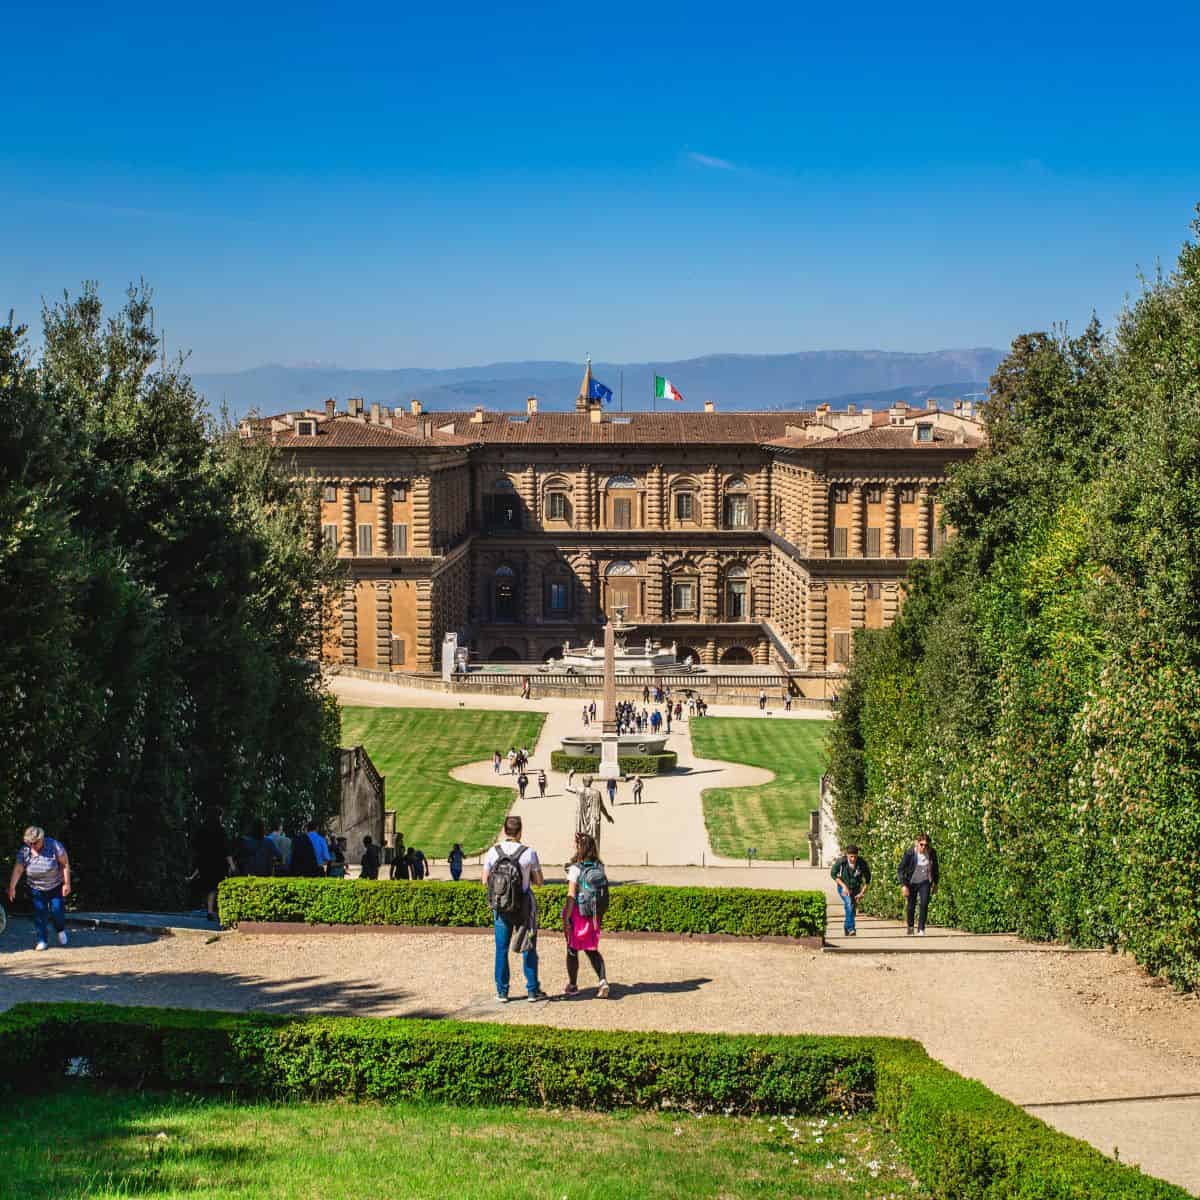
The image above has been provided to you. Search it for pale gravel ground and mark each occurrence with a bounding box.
[4,924,1199,1193]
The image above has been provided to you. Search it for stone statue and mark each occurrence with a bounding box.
[563,640,571,657]
[587,639,595,655]
[685,654,695,668]
[565,773,614,854]
[645,637,652,656]
[671,641,678,658]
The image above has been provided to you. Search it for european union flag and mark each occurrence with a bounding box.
[588,377,614,405]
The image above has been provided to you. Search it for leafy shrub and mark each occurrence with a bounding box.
[874,1042,1186,1199]
[0,1003,872,1114]
[218,877,826,938]
[549,751,677,774]
[0,1004,1185,1197]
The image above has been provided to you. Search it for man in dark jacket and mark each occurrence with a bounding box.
[897,833,939,936]
[830,845,871,937]
[360,836,381,880]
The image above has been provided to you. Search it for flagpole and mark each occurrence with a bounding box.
[651,369,656,413]
[619,368,624,413]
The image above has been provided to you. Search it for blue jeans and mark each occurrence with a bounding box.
[450,864,462,881]
[839,888,857,934]
[31,885,66,943]
[493,912,539,997]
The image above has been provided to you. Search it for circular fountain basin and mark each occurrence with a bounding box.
[559,733,669,758]
[559,650,682,673]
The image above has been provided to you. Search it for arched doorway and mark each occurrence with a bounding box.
[489,646,521,663]
[542,646,563,662]
[720,645,754,665]
[493,563,518,621]
[675,644,701,664]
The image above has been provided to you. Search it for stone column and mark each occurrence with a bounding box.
[340,482,355,556]
[643,553,663,622]
[415,579,433,669]
[521,464,537,529]
[412,474,431,554]
[705,464,719,528]
[754,638,770,665]
[704,636,718,665]
[850,583,866,630]
[375,481,390,556]
[755,465,771,531]
[374,581,392,669]
[700,556,719,623]
[647,465,664,528]
[340,582,357,665]
[917,484,932,558]
[602,619,617,733]
[807,582,827,669]
[810,477,829,557]
[882,582,900,627]
[849,481,865,557]
[883,482,898,558]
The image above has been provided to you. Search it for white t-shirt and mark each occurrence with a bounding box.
[484,840,540,892]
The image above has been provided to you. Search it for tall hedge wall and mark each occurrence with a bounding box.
[218,877,826,939]
[827,215,1200,988]
[1,1004,1186,1198]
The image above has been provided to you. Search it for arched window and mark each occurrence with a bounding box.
[720,645,754,665]
[488,479,521,530]
[606,474,637,489]
[725,565,749,620]
[605,475,638,529]
[542,476,572,526]
[606,560,637,576]
[605,560,640,621]
[543,562,572,618]
[671,476,700,524]
[493,563,519,621]
[723,477,752,528]
[675,644,701,664]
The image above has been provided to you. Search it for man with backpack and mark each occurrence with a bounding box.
[482,815,547,1003]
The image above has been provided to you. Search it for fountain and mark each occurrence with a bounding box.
[555,610,693,675]
[558,608,671,765]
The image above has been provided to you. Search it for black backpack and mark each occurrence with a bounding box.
[487,843,526,918]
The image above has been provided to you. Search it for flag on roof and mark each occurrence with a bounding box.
[655,375,685,403]
[588,376,614,405]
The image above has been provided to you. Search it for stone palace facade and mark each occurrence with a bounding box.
[245,365,983,692]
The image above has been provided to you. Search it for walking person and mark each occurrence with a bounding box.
[360,835,381,880]
[631,775,644,805]
[830,844,871,938]
[448,842,464,881]
[537,769,547,798]
[562,833,610,998]
[898,832,939,936]
[493,750,502,774]
[606,776,618,807]
[234,819,281,876]
[665,707,672,734]
[784,693,792,712]
[517,770,529,799]
[507,747,516,774]
[483,815,546,1003]
[267,819,292,873]
[390,835,410,880]
[759,688,767,711]
[8,827,72,950]
[189,806,233,921]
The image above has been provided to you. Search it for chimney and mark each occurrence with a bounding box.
[526,395,538,416]
[370,402,381,424]
[325,398,336,418]
[846,403,856,415]
[963,400,974,419]
[410,397,422,416]
[589,405,603,424]
[703,400,715,413]
[953,398,963,415]
[347,397,363,417]
[470,406,484,424]
[816,403,831,417]
[420,415,433,439]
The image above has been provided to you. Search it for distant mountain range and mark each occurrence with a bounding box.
[193,349,1004,420]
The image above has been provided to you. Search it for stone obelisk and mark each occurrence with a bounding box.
[597,616,620,780]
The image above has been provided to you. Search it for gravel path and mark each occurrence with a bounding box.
[3,923,1199,1192]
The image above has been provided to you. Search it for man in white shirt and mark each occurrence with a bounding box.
[482,815,546,1003]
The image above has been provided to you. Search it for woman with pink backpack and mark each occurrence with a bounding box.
[562,832,609,998]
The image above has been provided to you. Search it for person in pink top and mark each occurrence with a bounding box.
[562,832,610,998]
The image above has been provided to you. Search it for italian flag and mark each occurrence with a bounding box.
[655,375,685,403]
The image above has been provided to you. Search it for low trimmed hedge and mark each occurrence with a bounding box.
[549,750,677,774]
[0,1003,871,1114]
[0,1004,1185,1197]
[218,877,826,939]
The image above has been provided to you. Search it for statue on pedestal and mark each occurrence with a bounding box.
[565,774,614,854]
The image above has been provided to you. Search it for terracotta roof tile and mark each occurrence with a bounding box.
[253,414,475,449]
[768,423,984,452]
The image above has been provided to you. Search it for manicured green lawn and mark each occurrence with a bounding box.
[5,1089,925,1199]
[691,717,829,860]
[340,706,544,856]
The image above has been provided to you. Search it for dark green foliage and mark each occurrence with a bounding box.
[0,1003,873,1114]
[0,1004,1185,1197]
[218,876,827,938]
[548,750,677,774]
[829,212,1200,987]
[0,286,340,907]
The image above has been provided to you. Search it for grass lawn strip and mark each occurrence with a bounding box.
[339,705,544,855]
[691,717,828,860]
[3,1089,927,1200]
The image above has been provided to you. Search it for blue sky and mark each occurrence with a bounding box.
[3,0,1198,371]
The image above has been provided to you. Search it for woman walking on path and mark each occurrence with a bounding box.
[448,843,464,881]
[189,807,233,922]
[830,844,871,938]
[492,750,502,774]
[562,832,609,998]
[8,827,72,950]
[898,833,939,936]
